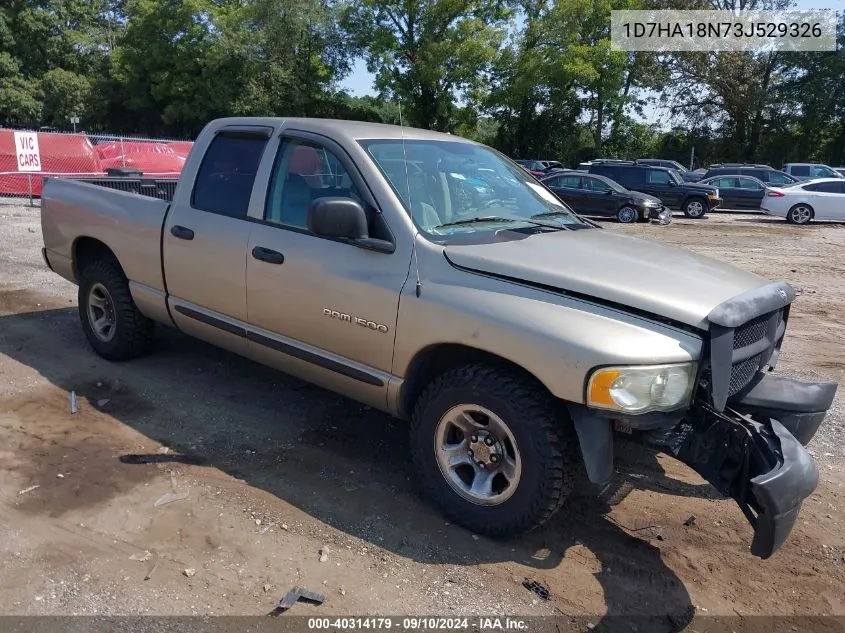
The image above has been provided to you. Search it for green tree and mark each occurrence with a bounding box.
[341,0,510,131]
[39,68,92,128]
[0,52,41,126]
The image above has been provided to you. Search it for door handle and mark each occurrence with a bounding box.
[251,246,284,265]
[170,225,194,240]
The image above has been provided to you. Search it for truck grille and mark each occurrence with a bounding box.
[733,313,769,349]
[729,353,765,396]
[727,309,785,397]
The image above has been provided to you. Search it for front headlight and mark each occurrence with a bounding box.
[587,363,697,414]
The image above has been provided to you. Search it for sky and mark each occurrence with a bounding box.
[337,0,841,125]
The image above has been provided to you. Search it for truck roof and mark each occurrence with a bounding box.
[207,116,470,143]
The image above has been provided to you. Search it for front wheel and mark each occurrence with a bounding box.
[786,204,813,225]
[616,205,639,224]
[410,364,578,537]
[682,197,707,218]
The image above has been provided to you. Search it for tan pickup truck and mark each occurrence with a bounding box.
[40,117,837,559]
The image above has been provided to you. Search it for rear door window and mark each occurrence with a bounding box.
[621,167,644,184]
[713,177,739,188]
[583,177,610,191]
[192,134,269,217]
[558,175,582,188]
[737,177,763,190]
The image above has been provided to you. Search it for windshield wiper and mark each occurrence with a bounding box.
[531,210,598,228]
[434,215,571,230]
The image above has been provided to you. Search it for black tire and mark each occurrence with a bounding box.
[786,204,814,225]
[410,364,578,537]
[616,205,639,224]
[78,257,154,360]
[682,197,707,218]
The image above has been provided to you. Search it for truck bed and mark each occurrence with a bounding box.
[40,177,172,296]
[69,176,178,202]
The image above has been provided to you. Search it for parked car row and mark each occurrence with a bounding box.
[514,156,845,226]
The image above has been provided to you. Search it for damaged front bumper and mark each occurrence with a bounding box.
[646,206,672,224]
[645,371,836,559]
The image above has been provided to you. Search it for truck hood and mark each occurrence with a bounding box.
[443,229,768,329]
[683,182,718,194]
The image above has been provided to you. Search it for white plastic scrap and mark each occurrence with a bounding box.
[154,491,189,507]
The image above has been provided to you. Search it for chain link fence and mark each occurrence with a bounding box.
[0,128,192,206]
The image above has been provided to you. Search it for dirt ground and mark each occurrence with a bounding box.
[0,202,844,628]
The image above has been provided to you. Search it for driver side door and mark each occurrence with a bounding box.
[644,169,680,206]
[245,132,411,408]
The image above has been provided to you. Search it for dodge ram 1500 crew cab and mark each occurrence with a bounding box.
[40,117,837,559]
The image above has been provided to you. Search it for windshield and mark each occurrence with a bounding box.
[814,165,839,178]
[361,140,589,237]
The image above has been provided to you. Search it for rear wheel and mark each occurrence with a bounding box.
[616,205,638,224]
[410,364,578,537]
[78,258,154,360]
[786,204,813,225]
[682,197,707,218]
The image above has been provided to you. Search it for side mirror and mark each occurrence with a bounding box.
[604,188,614,195]
[668,181,677,187]
[307,197,394,253]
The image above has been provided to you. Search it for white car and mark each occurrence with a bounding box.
[761,178,845,225]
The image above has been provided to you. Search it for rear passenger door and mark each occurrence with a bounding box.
[803,181,845,220]
[581,176,617,216]
[710,177,740,208]
[736,177,765,209]
[544,174,585,210]
[163,126,272,355]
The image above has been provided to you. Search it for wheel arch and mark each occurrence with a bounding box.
[683,194,707,206]
[73,236,124,281]
[398,343,558,421]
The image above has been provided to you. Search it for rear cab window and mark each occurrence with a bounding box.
[192,132,269,217]
[791,165,811,177]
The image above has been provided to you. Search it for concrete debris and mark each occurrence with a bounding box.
[183,568,196,578]
[129,551,152,562]
[18,485,40,495]
[319,547,329,563]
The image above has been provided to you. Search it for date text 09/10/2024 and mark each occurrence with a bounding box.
[307,618,529,630]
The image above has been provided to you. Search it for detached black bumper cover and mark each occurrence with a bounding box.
[649,372,835,559]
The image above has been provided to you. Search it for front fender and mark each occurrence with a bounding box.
[393,245,703,405]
